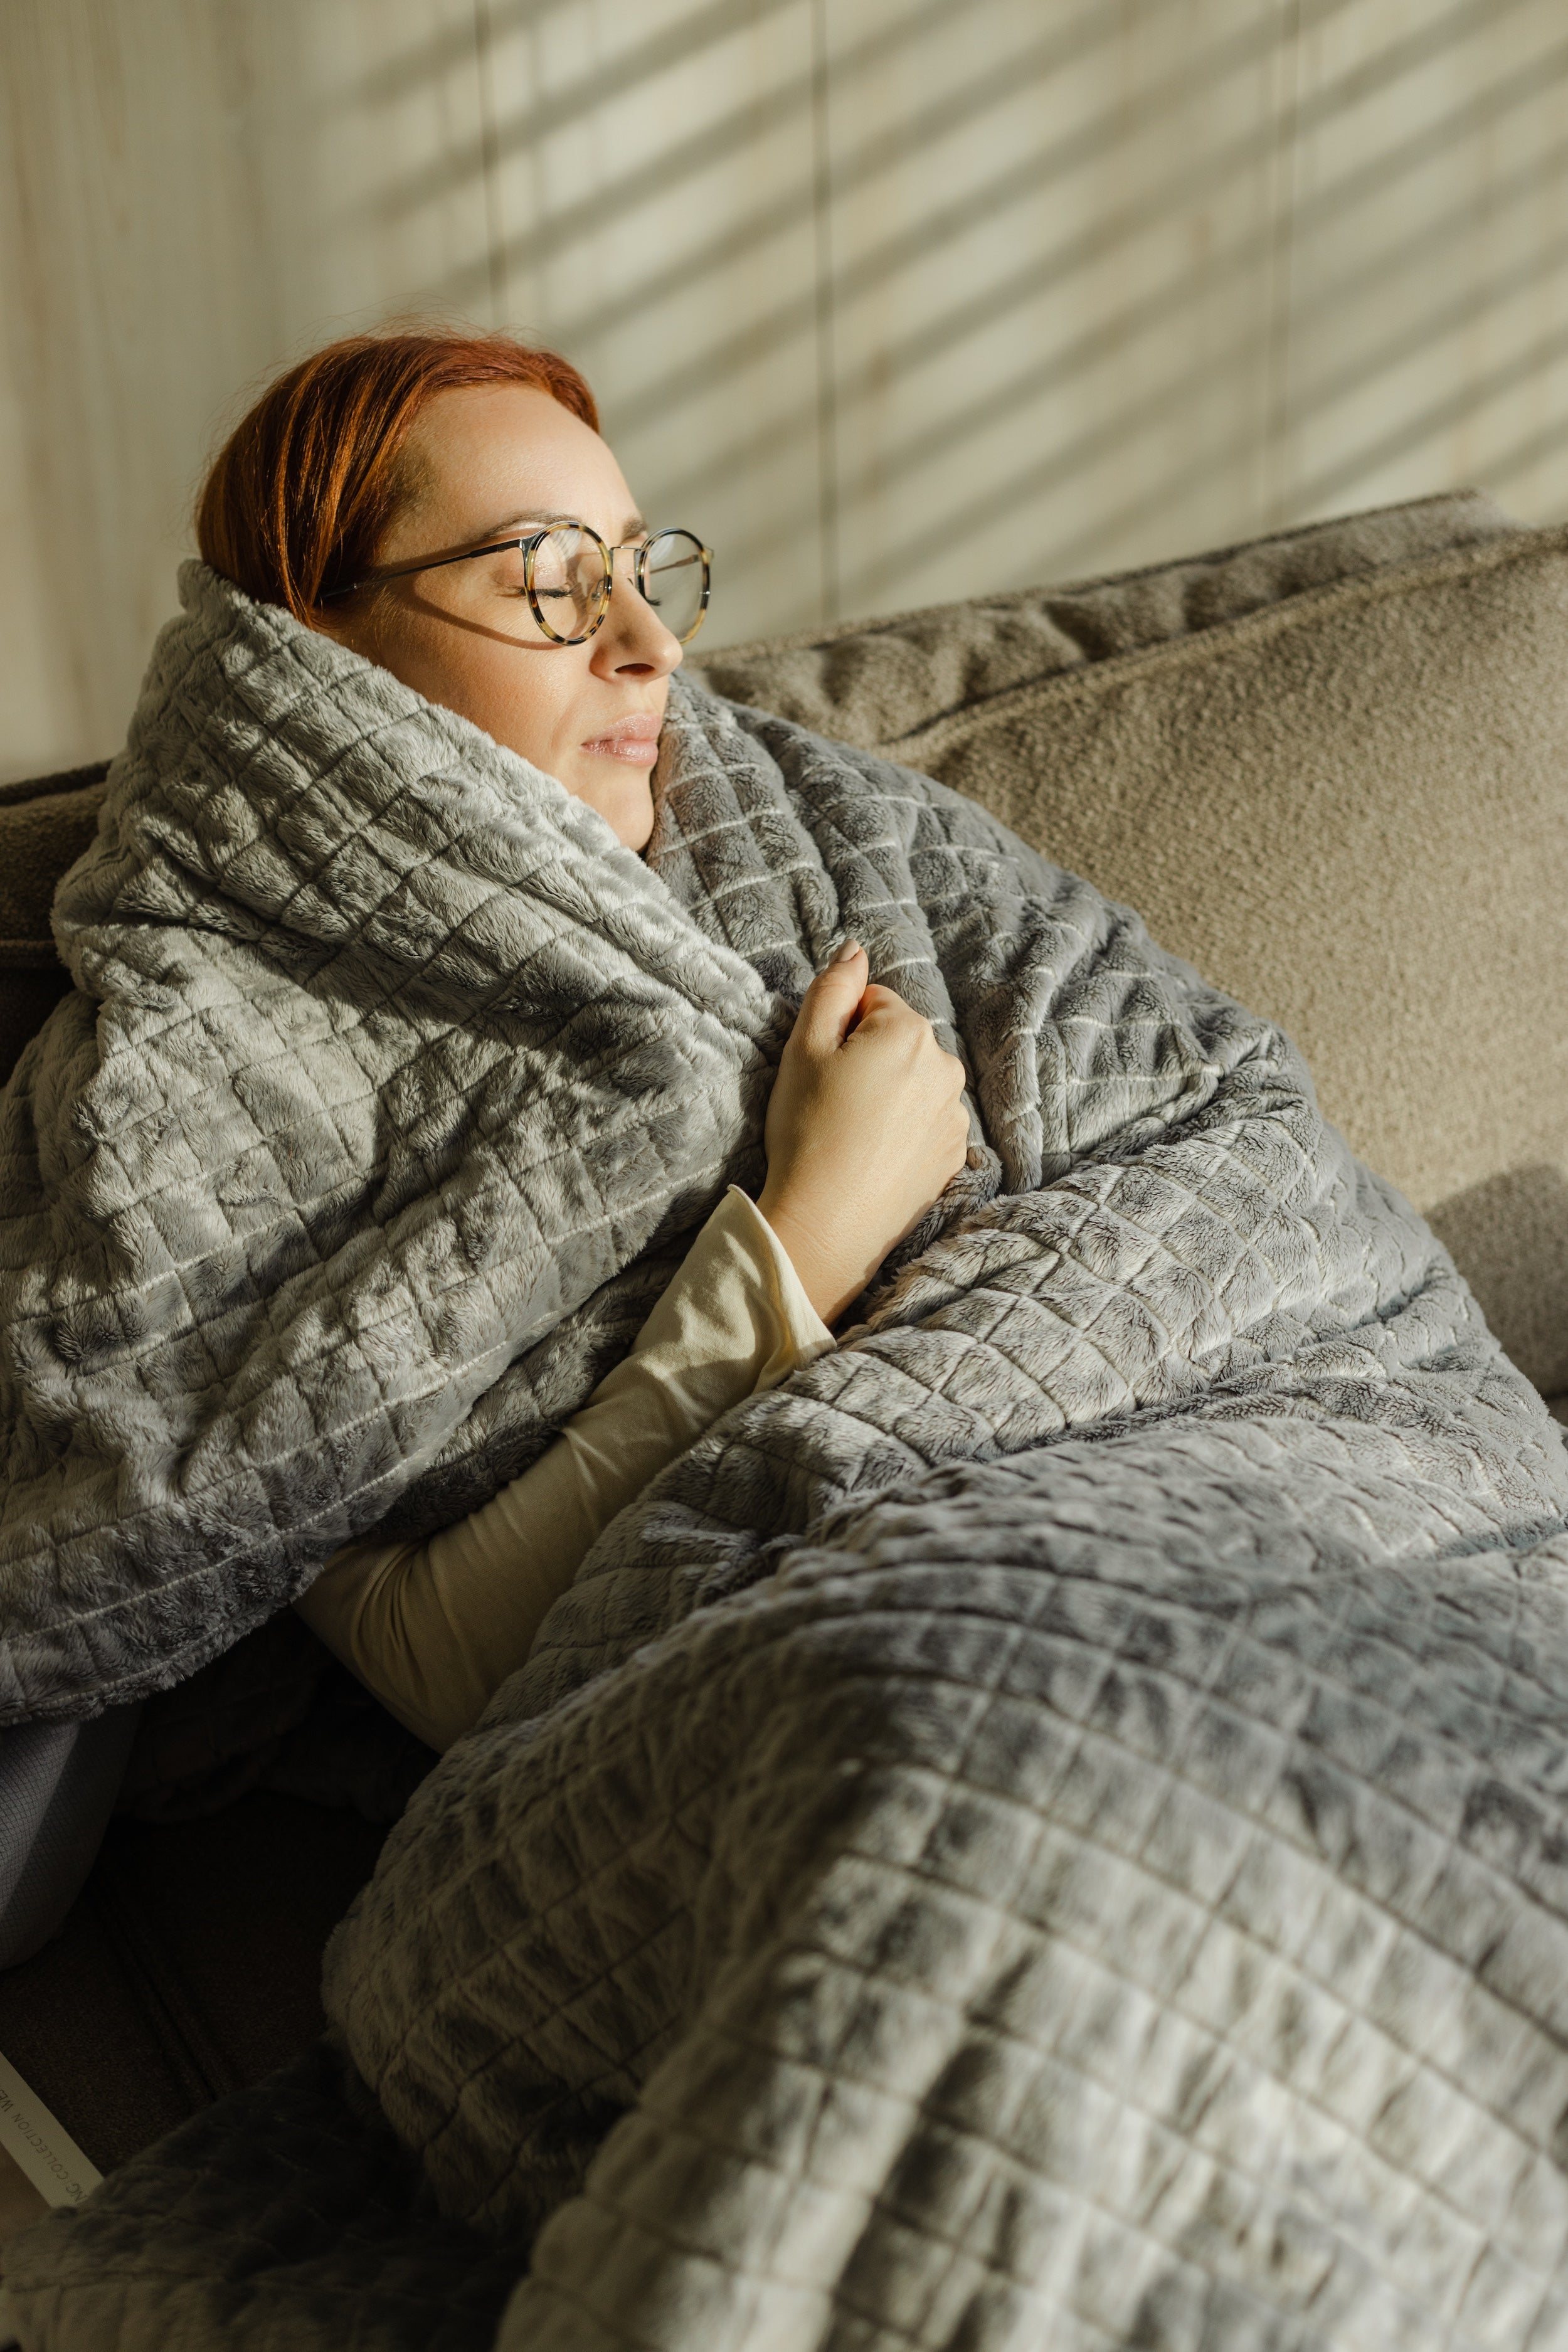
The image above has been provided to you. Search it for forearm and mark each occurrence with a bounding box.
[295,1187,833,1751]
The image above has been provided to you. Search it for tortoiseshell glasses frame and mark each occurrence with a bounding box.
[317,522,712,645]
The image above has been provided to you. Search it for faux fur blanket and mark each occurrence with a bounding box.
[3,566,797,1721]
[11,563,1568,2349]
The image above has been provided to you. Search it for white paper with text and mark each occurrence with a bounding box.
[0,2049,99,2206]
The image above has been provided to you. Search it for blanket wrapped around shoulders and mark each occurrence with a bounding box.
[10,563,1568,2350]
[3,564,804,1720]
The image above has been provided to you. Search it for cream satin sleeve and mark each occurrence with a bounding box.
[295,1187,835,1752]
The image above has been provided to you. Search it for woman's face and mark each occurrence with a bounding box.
[315,384,683,851]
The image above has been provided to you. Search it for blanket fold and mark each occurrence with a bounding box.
[9,561,1568,2350]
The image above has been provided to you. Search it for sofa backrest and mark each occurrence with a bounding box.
[696,489,1516,743]
[0,763,110,1084]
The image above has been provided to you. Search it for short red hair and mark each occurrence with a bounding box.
[196,330,600,623]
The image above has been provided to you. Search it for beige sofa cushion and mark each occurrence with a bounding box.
[0,765,109,1088]
[699,499,1568,1397]
[0,765,108,968]
[696,489,1516,745]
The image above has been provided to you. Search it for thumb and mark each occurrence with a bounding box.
[797,938,869,1051]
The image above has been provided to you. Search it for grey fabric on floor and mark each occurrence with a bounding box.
[0,1706,140,1968]
[10,573,1568,2349]
[6,2041,529,2348]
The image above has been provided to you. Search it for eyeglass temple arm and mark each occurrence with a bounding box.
[317,534,548,607]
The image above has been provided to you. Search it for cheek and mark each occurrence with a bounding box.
[382,615,581,766]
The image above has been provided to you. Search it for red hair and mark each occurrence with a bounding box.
[196,330,600,623]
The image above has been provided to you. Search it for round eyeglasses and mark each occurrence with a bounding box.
[319,523,712,646]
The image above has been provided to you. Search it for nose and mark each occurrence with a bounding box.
[589,563,684,681]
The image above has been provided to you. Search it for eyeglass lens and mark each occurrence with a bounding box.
[638,531,709,644]
[526,527,613,643]
[525,526,709,645]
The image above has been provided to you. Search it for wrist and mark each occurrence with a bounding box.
[755,1182,864,1327]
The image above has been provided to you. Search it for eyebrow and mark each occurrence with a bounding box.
[475,508,647,542]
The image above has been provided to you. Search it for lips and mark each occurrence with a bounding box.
[580,715,663,764]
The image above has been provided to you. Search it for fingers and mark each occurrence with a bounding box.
[849,987,899,1037]
[794,939,869,1052]
[795,951,970,1110]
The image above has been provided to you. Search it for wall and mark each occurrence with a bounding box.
[3,0,1565,776]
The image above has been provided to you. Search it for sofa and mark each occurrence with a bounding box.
[0,485,1563,2214]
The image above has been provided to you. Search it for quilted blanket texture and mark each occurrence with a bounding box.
[9,561,1568,2349]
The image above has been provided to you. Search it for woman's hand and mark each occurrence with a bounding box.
[756,941,970,1325]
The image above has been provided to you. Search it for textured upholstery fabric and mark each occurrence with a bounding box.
[0,767,109,972]
[10,566,1568,2348]
[0,1708,140,1967]
[0,766,109,1100]
[694,488,1515,748]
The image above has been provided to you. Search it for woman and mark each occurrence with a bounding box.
[7,329,967,1766]
[14,335,1567,2352]
[195,330,970,1750]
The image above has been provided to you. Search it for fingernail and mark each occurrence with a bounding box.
[830,937,861,964]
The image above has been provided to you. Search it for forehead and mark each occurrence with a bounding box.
[391,383,632,549]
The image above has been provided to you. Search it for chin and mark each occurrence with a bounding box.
[569,764,656,852]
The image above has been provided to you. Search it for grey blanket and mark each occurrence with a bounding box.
[3,566,794,1721]
[11,564,1568,2349]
